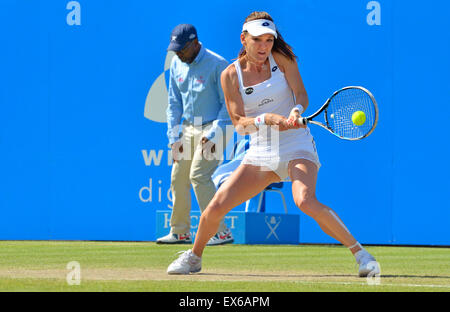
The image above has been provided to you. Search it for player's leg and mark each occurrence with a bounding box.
[167,164,279,274]
[288,159,379,277]
[288,159,359,250]
[192,164,280,257]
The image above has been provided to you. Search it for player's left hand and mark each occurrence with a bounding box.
[287,108,305,129]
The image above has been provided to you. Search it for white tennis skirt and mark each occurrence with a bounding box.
[241,127,321,181]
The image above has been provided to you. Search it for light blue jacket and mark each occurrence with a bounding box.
[166,44,231,145]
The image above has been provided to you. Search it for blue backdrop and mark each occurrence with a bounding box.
[0,0,449,245]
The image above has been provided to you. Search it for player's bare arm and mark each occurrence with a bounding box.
[273,51,309,110]
[273,51,308,127]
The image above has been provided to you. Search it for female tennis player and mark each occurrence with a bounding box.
[167,11,380,277]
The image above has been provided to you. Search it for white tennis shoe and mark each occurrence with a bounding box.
[355,249,380,277]
[156,232,192,244]
[167,249,202,275]
[207,228,234,246]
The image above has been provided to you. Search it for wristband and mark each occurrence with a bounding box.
[254,113,266,128]
[292,104,304,115]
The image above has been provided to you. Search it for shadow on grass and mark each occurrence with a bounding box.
[379,274,450,279]
[198,272,355,279]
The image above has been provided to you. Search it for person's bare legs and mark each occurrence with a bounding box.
[289,159,362,255]
[192,165,280,257]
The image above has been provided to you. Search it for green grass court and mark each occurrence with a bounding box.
[0,241,449,292]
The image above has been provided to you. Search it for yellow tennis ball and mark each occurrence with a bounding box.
[352,111,366,126]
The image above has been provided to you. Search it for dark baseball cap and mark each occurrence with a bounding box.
[167,24,198,52]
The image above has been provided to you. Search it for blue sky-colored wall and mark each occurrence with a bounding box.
[0,0,449,245]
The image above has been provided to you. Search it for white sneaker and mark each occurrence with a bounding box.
[167,249,202,275]
[207,228,234,246]
[355,249,380,277]
[156,232,192,244]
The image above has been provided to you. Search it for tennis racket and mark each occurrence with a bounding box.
[298,86,379,140]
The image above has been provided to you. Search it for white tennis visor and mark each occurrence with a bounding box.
[242,19,278,39]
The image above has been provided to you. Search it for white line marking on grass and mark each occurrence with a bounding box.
[383,283,450,289]
[291,280,450,289]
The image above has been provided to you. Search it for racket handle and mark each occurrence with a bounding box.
[297,117,308,126]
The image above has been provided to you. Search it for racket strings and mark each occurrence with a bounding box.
[326,88,376,139]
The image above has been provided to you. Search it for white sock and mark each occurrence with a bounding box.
[348,241,362,250]
[190,249,201,260]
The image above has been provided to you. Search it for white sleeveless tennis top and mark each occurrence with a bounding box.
[233,53,320,171]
